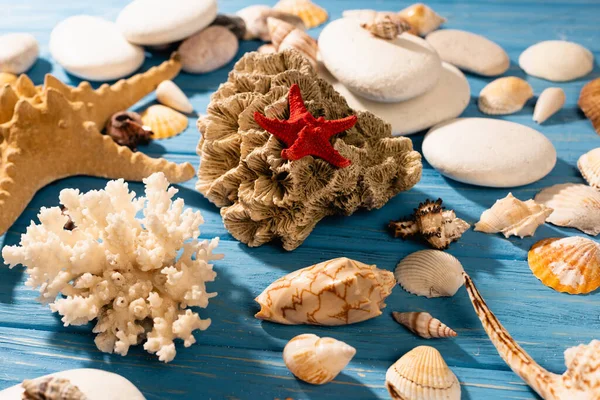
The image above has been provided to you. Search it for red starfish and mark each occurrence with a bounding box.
[254,84,357,168]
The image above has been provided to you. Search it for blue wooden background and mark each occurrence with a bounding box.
[1,0,599,399]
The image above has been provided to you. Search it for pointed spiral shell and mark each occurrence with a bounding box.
[392,311,457,339]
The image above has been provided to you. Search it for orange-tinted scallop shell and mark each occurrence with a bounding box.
[579,77,600,135]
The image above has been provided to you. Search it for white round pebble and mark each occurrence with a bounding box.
[519,40,594,82]
[178,26,239,74]
[423,118,557,187]
[0,33,39,74]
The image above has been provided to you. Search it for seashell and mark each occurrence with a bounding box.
[156,80,193,114]
[533,87,565,124]
[578,147,600,188]
[528,237,600,294]
[267,17,317,69]
[534,183,600,236]
[392,311,457,339]
[343,9,417,35]
[141,104,188,139]
[478,77,533,115]
[22,377,86,400]
[283,334,356,385]
[255,257,395,325]
[386,346,461,400]
[178,26,239,74]
[210,14,247,40]
[257,44,277,54]
[474,193,553,238]
[578,78,600,135]
[273,0,328,29]
[236,5,305,41]
[0,33,39,74]
[394,250,464,298]
[0,72,17,86]
[361,17,412,40]
[398,3,446,36]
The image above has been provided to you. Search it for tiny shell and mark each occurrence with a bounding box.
[141,105,188,139]
[0,33,39,74]
[394,250,464,298]
[392,311,457,339]
[474,193,552,238]
[386,346,461,400]
[236,5,305,41]
[156,80,193,114]
[578,78,600,135]
[22,377,86,400]
[398,3,446,36]
[178,26,239,74]
[534,183,600,236]
[0,72,17,86]
[273,0,328,29]
[343,9,417,34]
[578,148,600,188]
[361,17,412,40]
[267,18,317,68]
[257,44,277,54]
[533,87,565,124]
[478,77,533,115]
[283,334,356,385]
[210,14,247,40]
[528,237,600,294]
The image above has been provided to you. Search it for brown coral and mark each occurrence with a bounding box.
[196,50,422,250]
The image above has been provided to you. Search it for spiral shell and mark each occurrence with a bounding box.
[578,147,600,189]
[267,17,317,68]
[361,17,412,40]
[398,3,446,36]
[478,77,533,115]
[395,250,464,298]
[273,0,328,29]
[579,77,600,135]
[22,377,86,400]
[533,87,565,124]
[392,311,457,339]
[141,104,188,139]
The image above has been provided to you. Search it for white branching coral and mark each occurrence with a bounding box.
[2,172,221,362]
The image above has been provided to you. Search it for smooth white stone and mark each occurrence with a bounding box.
[519,40,594,82]
[117,0,218,46]
[533,87,565,124]
[50,16,145,81]
[425,29,509,76]
[423,118,557,187]
[320,62,470,135]
[319,18,442,103]
[0,33,39,74]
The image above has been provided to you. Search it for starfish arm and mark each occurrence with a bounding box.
[253,111,298,146]
[320,115,358,137]
[282,128,352,168]
[0,85,19,125]
[287,84,309,120]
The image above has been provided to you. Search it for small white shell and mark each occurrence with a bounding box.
[283,334,356,385]
[178,26,239,74]
[398,3,446,36]
[0,33,39,74]
[533,87,565,124]
[478,76,533,115]
[578,148,600,189]
[156,80,193,114]
[392,311,457,339]
[394,250,464,298]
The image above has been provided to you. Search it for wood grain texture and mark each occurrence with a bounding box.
[1,0,599,399]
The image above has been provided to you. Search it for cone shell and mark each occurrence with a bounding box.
[392,312,457,339]
[156,80,193,114]
[0,72,17,86]
[533,87,565,124]
[361,17,412,40]
[478,77,533,115]
[528,237,600,294]
[578,147,600,189]
[579,77,600,135]
[395,250,464,298]
[343,10,417,35]
[141,104,188,139]
[267,18,317,68]
[386,346,461,400]
[474,193,553,238]
[22,377,86,400]
[283,334,356,385]
[534,183,600,236]
[398,3,446,36]
[273,0,328,29]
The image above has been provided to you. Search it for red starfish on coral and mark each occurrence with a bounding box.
[254,84,357,168]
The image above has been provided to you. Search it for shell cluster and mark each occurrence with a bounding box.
[478,77,533,115]
[22,377,87,400]
[236,4,305,41]
[268,17,317,68]
[392,311,457,339]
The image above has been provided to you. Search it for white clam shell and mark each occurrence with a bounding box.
[156,80,193,114]
[283,334,356,385]
[533,87,565,124]
[392,311,457,339]
[478,76,533,115]
[395,250,464,298]
[0,33,39,74]
[398,3,446,36]
[578,148,600,189]
[178,26,239,74]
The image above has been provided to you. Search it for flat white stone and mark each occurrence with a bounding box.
[0,33,39,74]
[519,40,594,82]
[319,18,442,103]
[117,0,218,46]
[426,29,509,76]
[423,118,556,187]
[50,15,145,81]
[320,62,470,135]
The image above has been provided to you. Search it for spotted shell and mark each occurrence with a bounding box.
[478,77,533,115]
[398,3,446,36]
[267,17,317,68]
[579,77,600,135]
[22,377,87,400]
[533,87,565,124]
[141,104,188,139]
[392,311,457,339]
[578,148,600,189]
[273,0,328,28]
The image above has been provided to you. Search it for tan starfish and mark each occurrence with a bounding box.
[0,54,195,235]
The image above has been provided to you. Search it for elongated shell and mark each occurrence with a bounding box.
[528,237,600,294]
[474,193,552,238]
[255,257,395,325]
[273,0,328,28]
[361,17,411,40]
[398,3,446,36]
[534,183,600,236]
[141,104,188,139]
[386,346,461,400]
[156,80,193,114]
[578,147,600,189]
[478,77,533,115]
[533,87,565,124]
[267,17,317,68]
[343,9,417,34]
[392,311,457,339]
[395,250,464,298]
[22,377,87,400]
[579,77,600,135]
[283,334,356,385]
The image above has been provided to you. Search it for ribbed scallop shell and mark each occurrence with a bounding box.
[474,193,552,238]
[361,17,412,40]
[156,80,193,114]
[395,250,464,298]
[283,334,356,385]
[533,87,565,124]
[578,148,600,189]
[0,72,17,86]
[534,183,600,236]
[478,77,533,115]
[528,237,600,294]
[267,17,317,68]
[141,104,188,139]
[22,377,86,400]
[273,0,328,28]
[386,346,461,400]
[392,311,457,339]
[398,3,446,36]
[579,77,600,135]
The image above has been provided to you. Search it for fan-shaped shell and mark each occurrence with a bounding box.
[579,77,600,135]
[283,334,356,385]
[386,346,461,400]
[474,193,552,238]
[398,3,446,36]
[478,77,533,115]
[395,250,464,298]
[533,87,565,124]
[141,104,188,139]
[578,148,600,189]
[528,237,600,294]
[392,311,457,339]
[156,80,193,114]
[267,17,317,68]
[22,377,86,400]
[273,0,328,28]
[534,183,600,236]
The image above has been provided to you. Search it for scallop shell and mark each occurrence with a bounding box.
[394,250,464,298]
[141,104,188,139]
[255,257,395,325]
[578,148,600,188]
[474,193,552,238]
[257,44,277,54]
[283,334,356,385]
[398,3,446,36]
[528,237,600,294]
[478,77,533,115]
[178,26,239,74]
[386,346,461,400]
[392,311,457,339]
[361,17,412,40]
[533,87,565,124]
[267,17,317,68]
[0,72,17,86]
[22,377,86,400]
[236,5,305,41]
[534,183,600,236]
[156,80,193,114]
[579,78,600,135]
[273,0,328,29]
